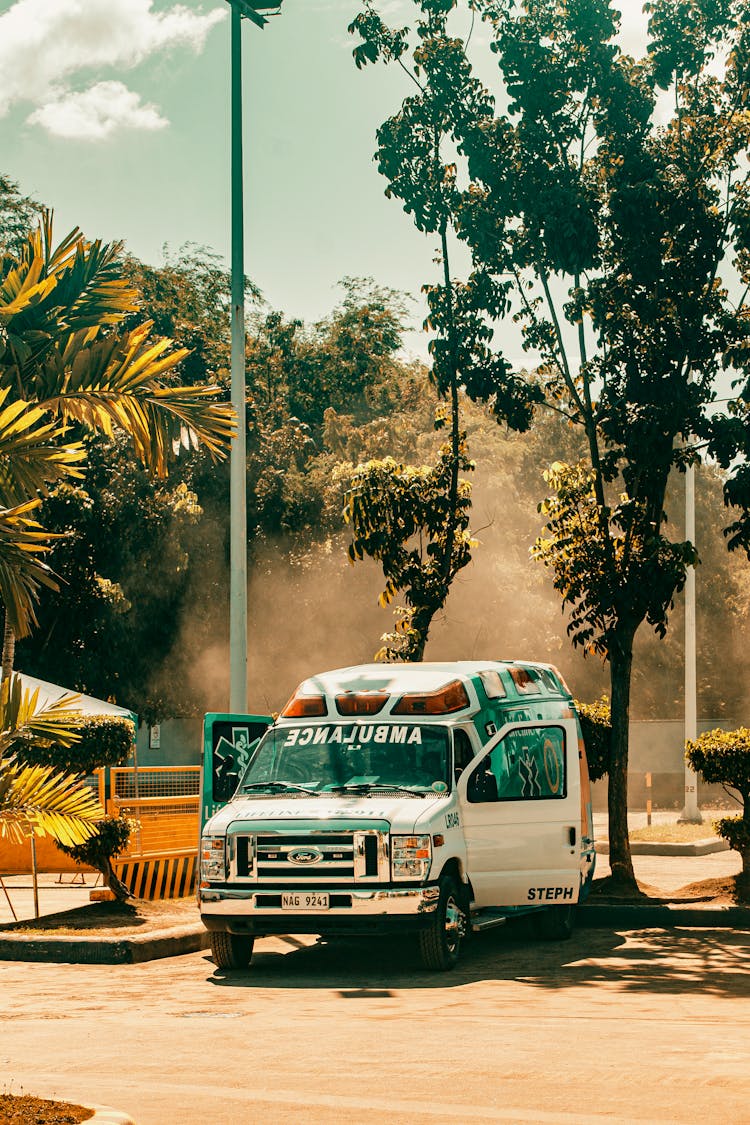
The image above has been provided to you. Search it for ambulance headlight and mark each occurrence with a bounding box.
[391,834,431,881]
[200,836,226,881]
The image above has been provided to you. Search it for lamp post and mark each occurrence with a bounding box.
[226,0,284,714]
[679,452,703,823]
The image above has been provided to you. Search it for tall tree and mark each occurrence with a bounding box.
[348,6,545,658]
[351,0,750,887]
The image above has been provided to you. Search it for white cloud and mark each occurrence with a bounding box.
[0,0,225,138]
[28,80,168,141]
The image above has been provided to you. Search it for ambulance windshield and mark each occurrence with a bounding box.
[238,722,451,795]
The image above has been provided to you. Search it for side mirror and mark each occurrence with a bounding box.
[467,770,482,803]
[467,765,498,803]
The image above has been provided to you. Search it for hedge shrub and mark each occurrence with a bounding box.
[15,713,134,772]
[575,696,611,782]
[57,814,133,899]
[686,727,750,879]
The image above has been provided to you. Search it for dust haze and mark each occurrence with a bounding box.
[172,454,750,722]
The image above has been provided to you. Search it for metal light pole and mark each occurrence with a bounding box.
[227,0,284,714]
[679,454,703,823]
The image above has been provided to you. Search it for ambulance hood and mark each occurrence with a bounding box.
[204,793,448,836]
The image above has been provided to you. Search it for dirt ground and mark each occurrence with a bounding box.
[0,896,198,938]
[590,872,749,904]
[0,1093,92,1124]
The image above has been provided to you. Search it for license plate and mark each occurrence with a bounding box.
[281,892,329,910]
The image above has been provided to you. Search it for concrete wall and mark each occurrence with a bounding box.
[135,719,202,768]
[590,719,738,811]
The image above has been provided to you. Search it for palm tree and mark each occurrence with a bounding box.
[0,211,234,850]
[0,210,235,673]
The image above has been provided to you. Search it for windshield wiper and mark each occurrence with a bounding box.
[241,781,318,796]
[327,783,426,798]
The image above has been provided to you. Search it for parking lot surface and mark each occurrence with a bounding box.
[1,920,748,1125]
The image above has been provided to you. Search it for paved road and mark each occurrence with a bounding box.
[2,922,749,1125]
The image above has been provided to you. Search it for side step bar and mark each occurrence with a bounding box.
[471,909,508,933]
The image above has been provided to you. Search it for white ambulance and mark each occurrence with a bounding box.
[199,661,596,971]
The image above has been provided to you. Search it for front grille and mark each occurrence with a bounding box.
[257,833,354,880]
[230,828,387,883]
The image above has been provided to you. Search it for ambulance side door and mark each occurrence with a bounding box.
[456,718,581,909]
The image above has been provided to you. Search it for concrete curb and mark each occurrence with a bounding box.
[0,923,210,964]
[1,902,749,963]
[87,1105,137,1125]
[579,902,750,928]
[595,838,730,856]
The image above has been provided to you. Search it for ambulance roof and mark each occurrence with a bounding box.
[294,660,570,701]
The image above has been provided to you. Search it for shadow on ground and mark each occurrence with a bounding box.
[205,919,750,998]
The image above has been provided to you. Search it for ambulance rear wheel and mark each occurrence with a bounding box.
[418,875,466,971]
[210,932,255,969]
[533,903,575,941]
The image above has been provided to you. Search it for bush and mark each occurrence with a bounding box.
[16,713,134,772]
[58,814,132,868]
[575,696,611,782]
[686,727,750,878]
[57,814,134,901]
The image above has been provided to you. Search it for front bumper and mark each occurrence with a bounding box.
[199,884,440,937]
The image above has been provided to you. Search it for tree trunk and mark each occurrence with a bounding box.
[408,604,433,662]
[102,856,131,902]
[607,631,637,889]
[2,613,15,683]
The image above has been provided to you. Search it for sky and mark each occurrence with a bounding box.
[0,0,649,361]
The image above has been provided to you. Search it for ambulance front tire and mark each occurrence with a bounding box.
[418,874,467,971]
[210,931,255,969]
[533,902,576,941]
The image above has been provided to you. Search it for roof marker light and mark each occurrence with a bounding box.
[335,692,388,716]
[280,687,327,718]
[392,679,470,715]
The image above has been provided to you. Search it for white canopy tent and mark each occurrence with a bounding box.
[3,672,136,723]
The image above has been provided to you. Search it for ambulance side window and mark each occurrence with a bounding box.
[468,725,567,803]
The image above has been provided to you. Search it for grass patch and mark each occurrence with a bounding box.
[629,821,719,843]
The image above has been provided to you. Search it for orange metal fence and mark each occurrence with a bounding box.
[108,766,201,898]
[107,766,201,856]
[2,767,203,898]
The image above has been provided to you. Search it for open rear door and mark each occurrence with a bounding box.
[201,712,273,827]
[457,718,582,908]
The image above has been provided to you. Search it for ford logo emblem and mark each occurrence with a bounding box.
[287,847,323,865]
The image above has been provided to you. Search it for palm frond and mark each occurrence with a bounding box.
[39,322,234,475]
[0,216,138,380]
[0,499,58,637]
[0,759,102,847]
[0,673,81,758]
[0,387,85,506]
